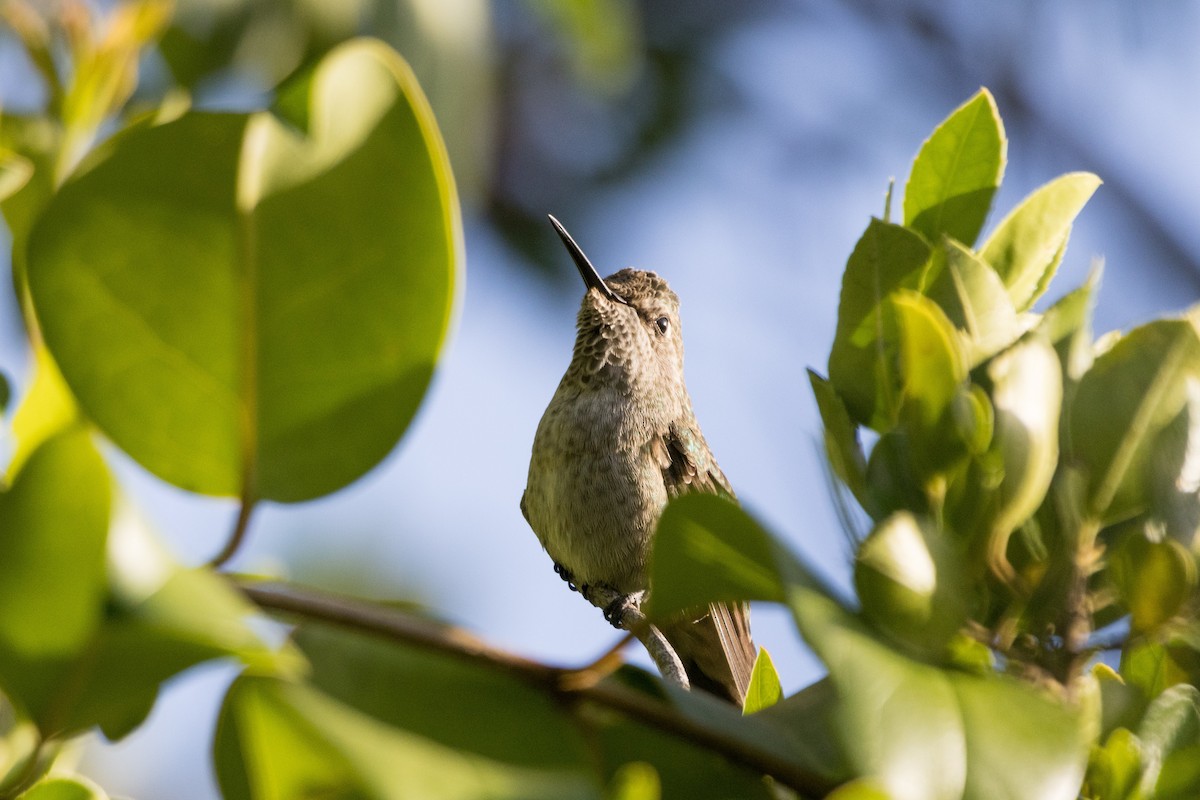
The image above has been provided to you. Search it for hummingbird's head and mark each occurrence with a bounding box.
[548,216,686,397]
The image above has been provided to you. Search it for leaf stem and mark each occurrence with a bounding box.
[235,580,834,798]
[210,497,257,568]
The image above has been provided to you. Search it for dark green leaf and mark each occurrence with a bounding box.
[979,173,1101,311]
[294,623,592,771]
[743,647,783,715]
[808,370,869,510]
[1070,320,1200,521]
[828,219,932,430]
[214,675,599,800]
[646,494,794,618]
[27,39,461,502]
[904,88,1005,247]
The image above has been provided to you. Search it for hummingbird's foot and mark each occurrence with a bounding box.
[602,591,646,629]
[553,562,579,592]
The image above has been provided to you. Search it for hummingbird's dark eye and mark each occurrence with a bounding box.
[655,316,670,335]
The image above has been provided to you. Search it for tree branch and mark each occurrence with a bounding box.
[235,580,833,798]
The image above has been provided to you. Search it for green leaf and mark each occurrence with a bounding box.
[26,38,461,503]
[825,779,894,800]
[743,648,783,715]
[923,238,1021,367]
[0,371,9,416]
[7,345,78,482]
[1070,319,1200,521]
[19,776,109,800]
[829,219,933,429]
[1037,268,1099,384]
[1137,685,1200,797]
[0,148,33,203]
[294,623,592,771]
[853,512,968,654]
[646,494,793,618]
[1084,728,1142,800]
[903,88,1005,247]
[808,370,869,509]
[979,172,1101,311]
[790,591,1090,800]
[214,675,599,800]
[0,429,109,658]
[0,509,283,738]
[606,762,660,800]
[1109,531,1195,634]
[947,338,1061,575]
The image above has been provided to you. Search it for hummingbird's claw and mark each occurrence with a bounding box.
[553,562,579,592]
[602,591,645,629]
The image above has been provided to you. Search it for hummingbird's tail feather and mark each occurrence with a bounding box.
[661,602,755,707]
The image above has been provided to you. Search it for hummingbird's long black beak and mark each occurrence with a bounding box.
[548,215,630,306]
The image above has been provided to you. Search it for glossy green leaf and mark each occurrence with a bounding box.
[0,429,109,658]
[829,219,933,429]
[646,494,792,618]
[215,675,598,800]
[27,38,460,502]
[743,647,783,715]
[808,370,869,509]
[979,172,1101,311]
[294,623,591,771]
[1070,320,1200,521]
[1137,685,1200,797]
[904,88,1005,247]
[19,776,109,800]
[923,238,1020,367]
[790,591,1089,800]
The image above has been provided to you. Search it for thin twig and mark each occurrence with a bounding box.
[579,584,689,690]
[235,580,834,798]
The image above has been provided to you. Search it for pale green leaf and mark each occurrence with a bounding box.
[19,776,109,800]
[743,647,783,715]
[979,172,1100,310]
[923,238,1020,367]
[904,88,1006,247]
[808,370,869,509]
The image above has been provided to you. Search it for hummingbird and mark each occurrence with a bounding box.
[521,215,755,706]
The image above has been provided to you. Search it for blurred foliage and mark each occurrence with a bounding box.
[3,3,1200,799]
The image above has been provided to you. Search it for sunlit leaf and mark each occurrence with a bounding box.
[904,88,1005,247]
[743,648,783,715]
[829,219,932,429]
[1109,531,1195,634]
[979,172,1100,311]
[1137,685,1200,797]
[923,238,1020,367]
[19,776,109,800]
[606,762,660,800]
[0,429,109,658]
[27,39,461,503]
[6,344,77,482]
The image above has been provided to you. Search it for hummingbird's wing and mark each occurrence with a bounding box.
[656,421,756,706]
